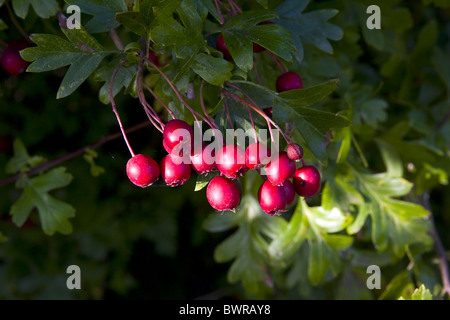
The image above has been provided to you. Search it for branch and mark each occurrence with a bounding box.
[0,121,152,188]
[421,192,450,299]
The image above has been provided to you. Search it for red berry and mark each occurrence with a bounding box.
[126,154,160,187]
[206,176,240,212]
[160,153,191,187]
[190,143,217,174]
[287,143,303,161]
[148,48,160,66]
[0,41,30,75]
[265,151,296,186]
[282,180,296,205]
[293,165,321,197]
[245,142,271,169]
[258,180,287,215]
[163,119,193,152]
[263,107,273,118]
[216,144,247,179]
[216,34,232,61]
[276,71,303,92]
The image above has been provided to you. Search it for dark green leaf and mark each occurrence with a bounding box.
[12,0,58,19]
[192,53,233,86]
[275,0,343,62]
[66,0,127,33]
[10,167,75,235]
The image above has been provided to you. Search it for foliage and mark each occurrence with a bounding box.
[0,0,449,300]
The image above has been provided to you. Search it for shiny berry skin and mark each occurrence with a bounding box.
[0,41,30,75]
[293,165,321,197]
[276,71,303,92]
[160,154,191,187]
[190,143,217,174]
[258,180,287,215]
[206,176,240,211]
[287,143,304,161]
[245,142,271,169]
[216,144,247,179]
[126,154,160,187]
[163,119,193,152]
[263,107,273,118]
[282,180,296,205]
[216,34,232,61]
[265,151,296,186]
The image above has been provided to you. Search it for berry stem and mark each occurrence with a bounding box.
[224,83,291,144]
[109,29,124,51]
[5,2,31,43]
[266,51,288,74]
[143,81,176,120]
[137,60,165,133]
[301,158,306,166]
[227,0,242,14]
[109,61,136,157]
[213,0,225,25]
[253,58,263,86]
[223,99,234,130]
[143,56,210,125]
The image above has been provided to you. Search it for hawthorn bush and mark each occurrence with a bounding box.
[0,0,449,300]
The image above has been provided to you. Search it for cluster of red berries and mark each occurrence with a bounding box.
[126,118,321,215]
[126,26,320,215]
[0,41,30,75]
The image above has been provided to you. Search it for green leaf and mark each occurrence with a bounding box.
[116,0,180,38]
[275,0,343,62]
[10,167,75,235]
[409,284,433,300]
[6,139,31,174]
[277,79,340,107]
[431,47,450,91]
[192,53,233,86]
[151,0,203,59]
[21,24,113,98]
[12,0,59,19]
[94,57,137,104]
[222,9,296,71]
[66,0,127,33]
[194,171,219,192]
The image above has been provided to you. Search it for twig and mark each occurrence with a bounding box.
[435,109,450,132]
[0,121,152,188]
[109,29,124,51]
[110,61,136,157]
[5,2,30,43]
[213,0,225,25]
[421,192,450,299]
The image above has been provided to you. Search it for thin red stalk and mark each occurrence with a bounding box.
[213,0,225,25]
[110,61,135,157]
[227,0,242,14]
[253,58,263,86]
[5,2,30,43]
[267,51,287,74]
[0,39,8,48]
[143,82,176,120]
[244,104,258,142]
[136,60,165,132]
[0,121,151,188]
[143,56,209,125]
[223,100,234,130]
[222,88,291,144]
